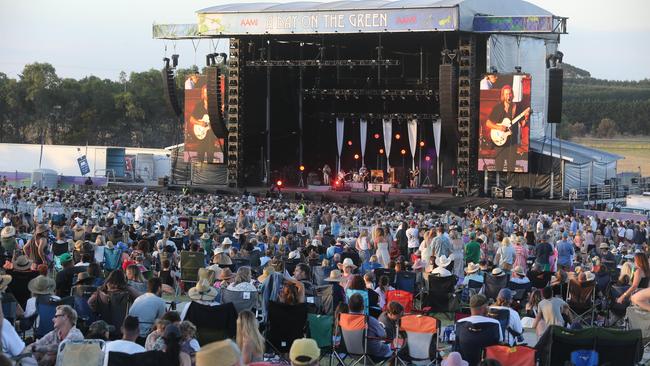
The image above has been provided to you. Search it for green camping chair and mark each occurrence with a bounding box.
[307,313,334,364]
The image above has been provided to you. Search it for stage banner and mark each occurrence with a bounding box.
[432,118,442,185]
[359,119,367,166]
[184,74,224,163]
[382,119,392,171]
[407,119,417,170]
[336,118,345,173]
[478,73,531,172]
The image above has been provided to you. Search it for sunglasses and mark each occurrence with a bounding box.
[54,314,65,318]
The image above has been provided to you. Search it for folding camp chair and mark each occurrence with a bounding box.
[527,271,552,289]
[483,274,508,302]
[570,350,599,366]
[374,268,396,285]
[625,305,650,351]
[566,278,597,326]
[2,299,17,325]
[184,301,237,345]
[606,283,630,327]
[424,275,457,319]
[266,301,308,356]
[220,288,257,313]
[454,321,500,366]
[179,250,205,286]
[395,314,439,366]
[313,265,331,286]
[307,314,334,363]
[333,313,389,366]
[384,290,414,314]
[460,280,483,308]
[346,289,370,315]
[231,258,251,272]
[35,296,73,339]
[394,271,417,294]
[507,281,532,308]
[484,345,535,366]
[487,308,512,344]
[56,339,105,366]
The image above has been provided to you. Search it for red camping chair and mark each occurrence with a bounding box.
[484,345,536,366]
[385,290,414,313]
[395,314,440,366]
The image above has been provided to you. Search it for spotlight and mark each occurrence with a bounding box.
[354,154,360,160]
[425,155,431,161]
[373,133,380,139]
[299,165,305,171]
[347,140,353,146]
[276,180,283,187]
[419,141,425,147]
[379,148,384,154]
[400,149,407,155]
[395,134,401,140]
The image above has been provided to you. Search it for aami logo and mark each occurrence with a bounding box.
[396,16,416,24]
[240,18,258,26]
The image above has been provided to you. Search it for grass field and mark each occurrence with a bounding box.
[571,137,650,176]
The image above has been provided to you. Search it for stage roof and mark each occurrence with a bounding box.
[153,0,566,39]
[530,137,622,165]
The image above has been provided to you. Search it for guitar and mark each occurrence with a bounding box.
[490,107,530,146]
[193,114,211,140]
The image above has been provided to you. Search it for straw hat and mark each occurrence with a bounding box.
[288,250,301,260]
[13,256,33,271]
[188,279,218,302]
[0,274,12,292]
[435,255,452,268]
[257,266,275,283]
[599,242,609,249]
[512,265,526,277]
[218,268,234,281]
[92,225,103,234]
[221,237,233,246]
[198,268,216,284]
[28,275,56,295]
[492,267,505,276]
[1,226,16,238]
[35,224,49,235]
[337,258,357,270]
[465,262,479,274]
[196,340,242,366]
[324,269,344,282]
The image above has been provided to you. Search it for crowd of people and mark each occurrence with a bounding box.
[0,185,649,365]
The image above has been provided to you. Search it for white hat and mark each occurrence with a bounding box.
[435,255,452,268]
[288,251,301,260]
[213,247,224,255]
[222,237,233,246]
[337,258,357,270]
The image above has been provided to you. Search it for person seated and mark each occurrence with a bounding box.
[289,338,320,366]
[509,266,531,285]
[431,255,452,277]
[104,316,146,364]
[462,263,484,286]
[347,293,392,359]
[631,287,650,312]
[489,288,523,345]
[378,301,404,341]
[456,294,502,342]
[532,286,571,337]
[22,305,84,366]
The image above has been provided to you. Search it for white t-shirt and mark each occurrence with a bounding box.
[1,319,25,357]
[489,306,523,345]
[406,227,419,249]
[104,340,145,366]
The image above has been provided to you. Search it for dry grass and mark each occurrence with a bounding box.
[571,137,650,175]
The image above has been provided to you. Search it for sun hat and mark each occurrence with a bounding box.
[218,268,234,280]
[491,267,505,276]
[0,274,12,292]
[198,268,216,284]
[1,226,16,238]
[73,271,94,285]
[324,269,344,282]
[257,266,275,283]
[188,279,218,302]
[337,258,357,270]
[465,262,479,274]
[290,338,321,366]
[92,225,103,234]
[196,340,242,366]
[35,224,49,235]
[288,250,301,260]
[221,237,233,246]
[13,256,33,271]
[599,242,609,249]
[28,275,56,295]
[512,265,526,277]
[441,352,468,366]
[435,255,452,268]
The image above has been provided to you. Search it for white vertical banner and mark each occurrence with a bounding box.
[336,118,344,173]
[407,119,418,170]
[359,119,367,166]
[382,119,392,172]
[432,118,442,185]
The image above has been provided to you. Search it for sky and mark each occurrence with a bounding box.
[1,0,649,81]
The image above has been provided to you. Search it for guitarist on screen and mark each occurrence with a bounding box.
[189,83,217,163]
[485,84,530,172]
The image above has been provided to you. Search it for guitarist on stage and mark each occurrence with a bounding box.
[189,83,217,163]
[485,85,529,171]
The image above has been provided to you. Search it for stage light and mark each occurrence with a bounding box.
[276,180,283,187]
[395,134,401,140]
[400,149,406,155]
[299,165,305,171]
[347,140,353,146]
[374,133,380,139]
[451,169,456,176]
[354,154,360,160]
[419,141,425,147]
[379,148,384,154]
[425,156,431,161]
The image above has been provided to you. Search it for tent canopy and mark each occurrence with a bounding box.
[530,137,622,165]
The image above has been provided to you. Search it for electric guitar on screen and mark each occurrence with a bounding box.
[193,114,211,140]
[490,107,530,146]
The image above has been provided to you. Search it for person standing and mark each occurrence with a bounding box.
[464,232,481,265]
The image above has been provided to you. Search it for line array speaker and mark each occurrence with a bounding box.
[161,66,181,117]
[547,68,563,123]
[438,63,458,129]
[206,66,227,138]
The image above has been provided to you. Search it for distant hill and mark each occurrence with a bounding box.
[562,63,591,79]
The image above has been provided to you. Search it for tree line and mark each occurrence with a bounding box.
[0,62,647,147]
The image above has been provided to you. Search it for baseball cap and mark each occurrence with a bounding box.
[59,252,72,264]
[497,288,513,302]
[290,338,321,366]
[469,294,488,309]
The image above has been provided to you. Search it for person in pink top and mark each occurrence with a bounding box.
[513,236,530,272]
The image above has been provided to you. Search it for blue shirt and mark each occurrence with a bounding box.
[556,240,574,267]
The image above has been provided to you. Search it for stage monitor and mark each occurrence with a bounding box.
[184,74,224,163]
[478,73,531,173]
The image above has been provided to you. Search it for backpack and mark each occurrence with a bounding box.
[103,248,122,271]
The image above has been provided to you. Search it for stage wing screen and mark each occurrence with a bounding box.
[478,73,531,173]
[183,75,223,163]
